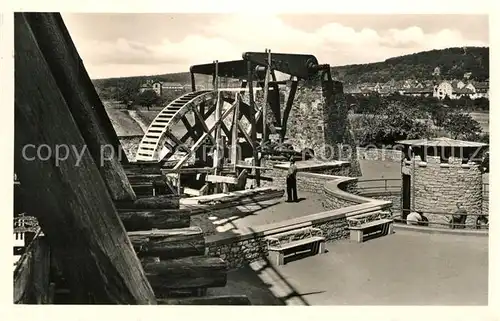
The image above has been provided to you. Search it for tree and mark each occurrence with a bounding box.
[115,84,138,109]
[429,103,450,127]
[355,102,433,147]
[442,112,482,140]
[136,90,160,111]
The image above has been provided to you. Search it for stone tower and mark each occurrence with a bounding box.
[285,73,362,177]
[399,137,488,227]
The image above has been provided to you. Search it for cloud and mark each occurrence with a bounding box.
[68,14,488,78]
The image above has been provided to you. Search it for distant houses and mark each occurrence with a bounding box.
[433,80,489,100]
[346,79,489,100]
[139,80,185,96]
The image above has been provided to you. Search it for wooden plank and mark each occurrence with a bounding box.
[143,256,227,294]
[25,13,136,202]
[128,227,205,260]
[115,195,180,210]
[183,187,202,196]
[14,14,156,304]
[161,167,214,174]
[118,209,191,231]
[180,187,283,205]
[206,175,238,185]
[158,295,251,305]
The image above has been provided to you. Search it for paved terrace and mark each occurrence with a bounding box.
[209,229,488,305]
[190,191,325,235]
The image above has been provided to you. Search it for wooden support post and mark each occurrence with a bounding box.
[177,172,182,195]
[231,93,240,170]
[262,48,271,145]
[190,72,196,92]
[248,60,260,187]
[14,13,156,304]
[24,13,136,201]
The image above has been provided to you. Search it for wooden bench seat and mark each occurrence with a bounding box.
[267,228,326,265]
[349,218,393,243]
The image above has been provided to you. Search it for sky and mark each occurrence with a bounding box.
[61,13,489,79]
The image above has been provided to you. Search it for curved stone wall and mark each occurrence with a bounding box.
[205,174,392,269]
[404,156,484,227]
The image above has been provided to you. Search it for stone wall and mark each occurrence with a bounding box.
[405,156,483,226]
[206,236,268,269]
[119,136,142,162]
[356,147,403,162]
[259,162,351,193]
[286,82,326,152]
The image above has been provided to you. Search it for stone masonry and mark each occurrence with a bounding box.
[405,156,483,227]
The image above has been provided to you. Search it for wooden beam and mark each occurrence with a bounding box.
[262,49,271,145]
[165,130,191,153]
[26,13,127,163]
[231,93,240,169]
[173,102,238,170]
[247,61,260,187]
[281,79,298,141]
[193,106,216,145]
[117,209,191,231]
[115,195,180,210]
[161,167,214,174]
[237,122,255,150]
[128,227,205,260]
[14,13,156,304]
[143,257,227,295]
[25,13,136,201]
[159,295,251,305]
[206,175,238,185]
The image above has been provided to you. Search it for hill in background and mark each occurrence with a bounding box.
[331,47,489,84]
[92,46,489,88]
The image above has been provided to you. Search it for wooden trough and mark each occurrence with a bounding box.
[13,12,251,305]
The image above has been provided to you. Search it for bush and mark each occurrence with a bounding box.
[442,112,482,140]
[354,102,433,147]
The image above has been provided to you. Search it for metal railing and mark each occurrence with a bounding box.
[395,208,488,230]
[355,178,401,195]
[355,178,489,200]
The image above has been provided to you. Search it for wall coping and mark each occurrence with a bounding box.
[394,223,488,237]
[205,175,392,247]
[273,160,349,172]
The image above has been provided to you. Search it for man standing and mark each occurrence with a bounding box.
[286,157,298,202]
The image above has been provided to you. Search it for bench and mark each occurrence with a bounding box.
[349,218,394,243]
[266,227,326,266]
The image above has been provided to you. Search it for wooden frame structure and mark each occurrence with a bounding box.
[135,50,331,190]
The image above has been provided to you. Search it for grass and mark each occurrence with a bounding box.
[470,112,489,133]
[104,105,144,137]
